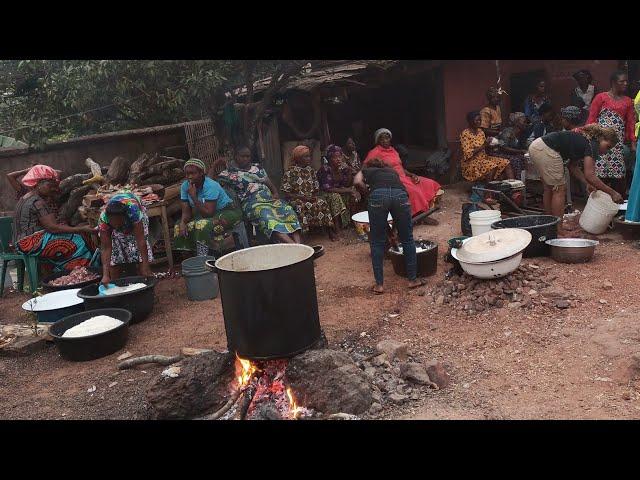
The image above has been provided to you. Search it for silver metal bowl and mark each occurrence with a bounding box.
[545,238,599,264]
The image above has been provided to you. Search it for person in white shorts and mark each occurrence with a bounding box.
[528,125,622,228]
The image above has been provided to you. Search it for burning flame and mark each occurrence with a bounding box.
[236,354,258,388]
[286,387,302,419]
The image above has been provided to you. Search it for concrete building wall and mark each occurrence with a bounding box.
[0,128,186,212]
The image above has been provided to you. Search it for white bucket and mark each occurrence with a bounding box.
[469,210,501,237]
[579,191,619,235]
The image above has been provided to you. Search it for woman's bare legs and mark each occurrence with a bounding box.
[272,232,296,244]
[502,164,515,180]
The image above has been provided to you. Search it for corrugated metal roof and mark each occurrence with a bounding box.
[233,60,399,96]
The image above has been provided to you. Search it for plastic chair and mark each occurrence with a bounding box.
[0,216,39,295]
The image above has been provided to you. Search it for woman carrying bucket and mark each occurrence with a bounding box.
[528,125,622,231]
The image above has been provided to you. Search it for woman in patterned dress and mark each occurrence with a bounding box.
[14,165,94,274]
[281,145,337,239]
[587,70,637,196]
[173,159,243,256]
[218,147,302,244]
[98,191,153,285]
[317,144,361,226]
[459,112,514,182]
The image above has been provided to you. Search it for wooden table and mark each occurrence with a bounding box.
[145,199,177,270]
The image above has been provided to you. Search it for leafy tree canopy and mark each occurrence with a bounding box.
[0,60,296,148]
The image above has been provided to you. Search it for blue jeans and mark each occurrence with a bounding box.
[368,188,416,285]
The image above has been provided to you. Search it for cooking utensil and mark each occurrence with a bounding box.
[41,266,102,293]
[49,308,131,362]
[450,247,523,279]
[456,228,531,264]
[22,289,85,323]
[545,238,598,264]
[77,276,157,324]
[388,240,438,278]
[209,244,322,360]
[614,216,640,240]
[491,215,559,257]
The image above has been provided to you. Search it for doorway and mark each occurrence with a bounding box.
[509,69,547,113]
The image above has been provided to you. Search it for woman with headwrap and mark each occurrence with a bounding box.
[281,145,337,239]
[173,158,243,256]
[317,144,361,225]
[460,112,514,182]
[495,112,529,180]
[480,87,503,136]
[587,70,637,196]
[571,70,598,125]
[98,191,153,285]
[560,106,583,131]
[218,147,302,244]
[364,128,441,216]
[14,165,95,274]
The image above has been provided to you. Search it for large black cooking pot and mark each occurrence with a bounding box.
[491,215,560,258]
[207,244,323,360]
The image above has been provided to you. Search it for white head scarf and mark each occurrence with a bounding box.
[374,128,392,144]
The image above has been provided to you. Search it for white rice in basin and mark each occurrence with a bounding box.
[102,283,147,296]
[62,315,124,338]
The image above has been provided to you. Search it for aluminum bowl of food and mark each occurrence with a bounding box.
[545,238,599,264]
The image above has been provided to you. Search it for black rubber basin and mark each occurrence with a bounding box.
[77,276,157,324]
[491,215,560,258]
[49,308,131,362]
[389,240,438,278]
[41,267,102,293]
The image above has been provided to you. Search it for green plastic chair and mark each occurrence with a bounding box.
[0,216,40,296]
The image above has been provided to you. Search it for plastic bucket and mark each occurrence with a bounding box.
[469,210,501,236]
[181,256,216,274]
[182,256,218,301]
[579,191,619,235]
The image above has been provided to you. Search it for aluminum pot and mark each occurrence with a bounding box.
[206,244,323,360]
[545,238,598,264]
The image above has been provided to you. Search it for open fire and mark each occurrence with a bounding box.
[230,354,310,420]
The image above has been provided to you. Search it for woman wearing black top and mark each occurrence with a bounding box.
[354,158,421,294]
[528,125,621,224]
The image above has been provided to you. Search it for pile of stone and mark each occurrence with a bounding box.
[425,262,577,314]
[350,340,450,417]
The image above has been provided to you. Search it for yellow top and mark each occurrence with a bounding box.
[480,105,502,129]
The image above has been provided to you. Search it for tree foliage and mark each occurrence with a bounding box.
[0,60,303,150]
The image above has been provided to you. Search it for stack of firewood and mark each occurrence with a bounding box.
[58,153,186,225]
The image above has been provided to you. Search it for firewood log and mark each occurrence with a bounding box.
[59,185,94,221]
[128,153,157,182]
[106,155,132,185]
[117,354,184,370]
[59,173,92,196]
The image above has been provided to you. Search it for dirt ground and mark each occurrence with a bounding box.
[2,183,640,420]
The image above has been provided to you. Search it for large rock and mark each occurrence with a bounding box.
[425,360,451,389]
[376,340,408,362]
[140,351,235,420]
[399,362,431,385]
[285,349,374,415]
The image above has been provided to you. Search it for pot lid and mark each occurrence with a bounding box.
[22,288,83,312]
[456,228,532,263]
